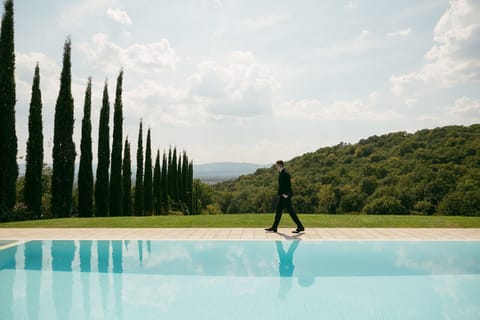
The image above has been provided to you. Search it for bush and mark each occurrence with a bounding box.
[363,196,407,215]
[413,200,434,215]
[338,193,366,213]
[201,203,222,215]
[437,191,480,216]
[316,185,337,213]
[360,177,377,196]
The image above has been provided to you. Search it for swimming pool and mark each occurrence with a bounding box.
[1,240,479,319]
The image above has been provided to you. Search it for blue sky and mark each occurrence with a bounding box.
[11,0,480,164]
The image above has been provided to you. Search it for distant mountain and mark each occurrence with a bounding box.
[18,161,268,184]
[193,162,269,182]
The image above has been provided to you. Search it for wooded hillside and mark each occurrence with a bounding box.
[213,124,480,216]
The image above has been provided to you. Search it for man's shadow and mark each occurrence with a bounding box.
[276,231,304,240]
[276,240,315,299]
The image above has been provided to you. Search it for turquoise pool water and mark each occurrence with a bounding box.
[0,240,479,319]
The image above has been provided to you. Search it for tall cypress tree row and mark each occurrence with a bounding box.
[51,38,76,218]
[161,151,169,214]
[109,70,123,216]
[143,128,153,215]
[122,137,131,216]
[78,77,93,217]
[95,82,110,217]
[153,150,161,215]
[134,121,143,216]
[0,0,17,216]
[24,64,43,217]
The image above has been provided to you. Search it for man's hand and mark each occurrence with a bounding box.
[281,194,288,198]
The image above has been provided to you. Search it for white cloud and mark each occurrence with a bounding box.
[391,0,480,97]
[238,13,289,30]
[387,28,412,37]
[447,96,480,118]
[106,8,132,25]
[358,29,370,41]
[59,0,117,27]
[345,1,358,10]
[80,33,178,74]
[188,51,279,118]
[123,81,204,128]
[273,98,401,121]
[121,51,279,129]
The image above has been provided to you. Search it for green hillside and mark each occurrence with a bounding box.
[212,124,480,216]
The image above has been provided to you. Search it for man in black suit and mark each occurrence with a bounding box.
[265,160,305,233]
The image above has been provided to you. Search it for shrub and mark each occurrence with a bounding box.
[201,203,222,215]
[338,193,366,213]
[363,196,407,215]
[437,191,480,216]
[413,200,434,215]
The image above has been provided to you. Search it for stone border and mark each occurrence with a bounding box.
[1,228,480,241]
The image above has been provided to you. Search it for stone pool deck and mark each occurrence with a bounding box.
[1,228,480,241]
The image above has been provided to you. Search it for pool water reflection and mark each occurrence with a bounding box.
[0,240,479,319]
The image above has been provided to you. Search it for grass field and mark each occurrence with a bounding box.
[0,214,479,228]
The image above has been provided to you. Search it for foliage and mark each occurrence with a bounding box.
[78,77,93,217]
[95,81,110,217]
[51,39,76,218]
[122,138,132,216]
[24,64,43,217]
[213,124,480,215]
[134,121,143,215]
[110,70,123,216]
[153,151,161,215]
[143,128,153,215]
[201,203,222,215]
[0,0,18,216]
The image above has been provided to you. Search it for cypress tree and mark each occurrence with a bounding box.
[122,137,131,216]
[95,82,110,217]
[134,121,143,216]
[171,147,178,203]
[143,128,153,215]
[78,77,93,217]
[24,64,43,217]
[177,154,183,204]
[153,150,161,215]
[182,152,190,213]
[51,38,76,218]
[0,0,17,215]
[187,160,194,213]
[161,151,168,214]
[109,70,123,216]
[167,147,173,201]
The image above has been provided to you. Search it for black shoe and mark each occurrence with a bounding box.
[265,227,277,232]
[292,228,305,234]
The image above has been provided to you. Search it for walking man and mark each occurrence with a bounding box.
[265,160,305,233]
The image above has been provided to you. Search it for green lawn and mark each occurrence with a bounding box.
[0,214,479,228]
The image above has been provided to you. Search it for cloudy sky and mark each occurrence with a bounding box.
[11,0,480,165]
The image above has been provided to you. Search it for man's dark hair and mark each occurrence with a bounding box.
[276,160,284,167]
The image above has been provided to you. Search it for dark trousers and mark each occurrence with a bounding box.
[273,196,304,229]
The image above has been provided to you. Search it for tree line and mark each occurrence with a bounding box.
[0,1,195,221]
[212,124,480,216]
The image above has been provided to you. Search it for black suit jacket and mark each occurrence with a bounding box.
[278,168,293,197]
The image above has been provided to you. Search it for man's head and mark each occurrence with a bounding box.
[275,160,284,172]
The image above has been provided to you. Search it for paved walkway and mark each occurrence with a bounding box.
[1,228,480,241]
